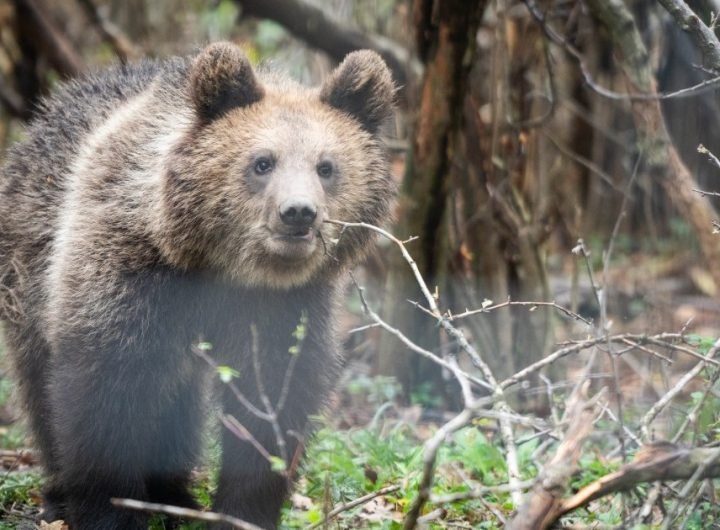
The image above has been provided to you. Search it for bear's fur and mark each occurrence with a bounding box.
[0,42,395,529]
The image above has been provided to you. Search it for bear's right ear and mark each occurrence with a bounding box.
[190,42,264,122]
[320,50,395,134]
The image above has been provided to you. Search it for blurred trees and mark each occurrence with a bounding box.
[381,0,720,403]
[0,0,718,403]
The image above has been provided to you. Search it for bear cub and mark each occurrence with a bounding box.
[0,42,395,529]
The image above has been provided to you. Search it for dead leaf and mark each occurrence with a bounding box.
[39,521,67,530]
[689,266,717,296]
[291,492,313,511]
[358,497,402,522]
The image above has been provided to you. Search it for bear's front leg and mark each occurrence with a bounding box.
[49,339,206,529]
[210,290,336,530]
[49,370,151,530]
[212,399,296,530]
[46,268,207,530]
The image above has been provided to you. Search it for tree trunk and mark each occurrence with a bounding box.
[380,3,571,406]
[379,0,486,398]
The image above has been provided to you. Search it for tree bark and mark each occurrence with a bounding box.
[379,0,486,396]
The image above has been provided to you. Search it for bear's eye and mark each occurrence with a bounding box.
[254,157,274,175]
[317,161,334,179]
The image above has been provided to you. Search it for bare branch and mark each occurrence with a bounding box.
[693,188,720,198]
[347,273,492,391]
[657,0,720,72]
[221,414,276,467]
[76,0,140,63]
[234,0,418,93]
[524,0,720,101]
[250,324,288,464]
[585,0,720,291]
[430,479,536,504]
[447,298,593,329]
[328,219,523,513]
[641,337,720,440]
[697,143,720,170]
[192,344,271,421]
[403,407,476,530]
[307,485,400,529]
[110,498,265,530]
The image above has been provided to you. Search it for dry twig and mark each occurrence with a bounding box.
[110,498,264,530]
[307,485,400,529]
[641,338,720,440]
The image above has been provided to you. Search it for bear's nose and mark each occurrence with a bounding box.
[279,198,317,227]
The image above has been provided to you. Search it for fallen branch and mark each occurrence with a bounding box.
[506,385,602,530]
[505,440,720,528]
[557,443,720,518]
[110,498,264,530]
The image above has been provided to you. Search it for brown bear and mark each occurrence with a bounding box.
[0,42,395,529]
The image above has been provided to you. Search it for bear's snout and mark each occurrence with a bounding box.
[278,197,317,228]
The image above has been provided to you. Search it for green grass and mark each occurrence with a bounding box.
[2,369,719,528]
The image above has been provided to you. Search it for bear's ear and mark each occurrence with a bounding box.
[190,42,264,122]
[319,50,395,134]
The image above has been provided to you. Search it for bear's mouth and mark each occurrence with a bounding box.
[271,227,315,242]
[264,226,319,262]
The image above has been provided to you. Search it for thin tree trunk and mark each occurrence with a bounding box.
[379,0,486,395]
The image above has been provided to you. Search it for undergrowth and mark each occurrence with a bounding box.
[1,368,718,528]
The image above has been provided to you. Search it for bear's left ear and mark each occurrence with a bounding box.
[319,50,395,134]
[190,42,264,122]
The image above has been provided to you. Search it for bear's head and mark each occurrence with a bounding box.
[161,42,396,289]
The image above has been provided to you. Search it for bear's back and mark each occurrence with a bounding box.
[0,58,190,320]
[1,58,188,211]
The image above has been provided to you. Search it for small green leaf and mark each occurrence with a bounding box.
[197,341,213,351]
[216,365,240,383]
[292,324,306,341]
[306,509,322,524]
[292,312,308,341]
[269,456,287,472]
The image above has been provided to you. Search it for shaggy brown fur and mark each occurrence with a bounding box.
[0,42,395,530]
